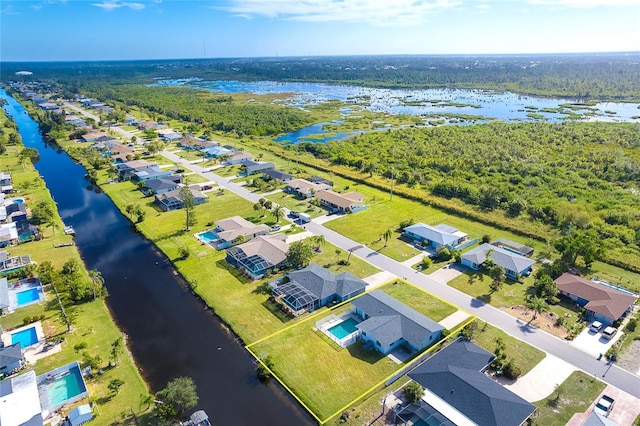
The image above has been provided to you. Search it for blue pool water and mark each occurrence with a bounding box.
[11,326,39,347]
[16,288,40,306]
[197,230,219,243]
[328,318,360,339]
[13,199,24,204]
[47,366,86,406]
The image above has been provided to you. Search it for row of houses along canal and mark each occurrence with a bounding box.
[0,89,314,425]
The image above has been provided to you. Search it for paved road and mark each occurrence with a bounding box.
[166,148,640,398]
[67,103,640,398]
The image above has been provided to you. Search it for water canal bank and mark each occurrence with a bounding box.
[0,89,314,425]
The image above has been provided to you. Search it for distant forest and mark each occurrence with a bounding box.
[2,53,640,101]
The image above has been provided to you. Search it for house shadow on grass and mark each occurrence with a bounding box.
[214,259,251,285]
[347,341,386,365]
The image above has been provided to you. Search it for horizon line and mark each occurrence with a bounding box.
[2,50,640,64]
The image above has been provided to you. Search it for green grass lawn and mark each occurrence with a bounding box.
[248,281,459,421]
[266,191,328,218]
[532,371,606,426]
[308,240,381,278]
[0,116,149,425]
[469,321,545,375]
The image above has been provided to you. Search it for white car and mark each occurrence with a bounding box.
[589,321,603,333]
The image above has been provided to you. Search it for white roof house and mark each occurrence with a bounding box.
[461,243,535,279]
[0,370,43,426]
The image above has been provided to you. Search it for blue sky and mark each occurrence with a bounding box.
[1,0,639,61]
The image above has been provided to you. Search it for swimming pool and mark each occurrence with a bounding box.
[11,326,39,347]
[328,318,360,339]
[16,287,40,306]
[197,230,219,243]
[12,199,24,204]
[48,367,86,406]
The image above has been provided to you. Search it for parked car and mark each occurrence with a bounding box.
[270,224,281,232]
[589,321,603,333]
[202,185,213,190]
[289,210,299,218]
[175,169,185,173]
[594,395,615,417]
[602,326,618,340]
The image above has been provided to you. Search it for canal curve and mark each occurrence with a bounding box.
[1,89,314,425]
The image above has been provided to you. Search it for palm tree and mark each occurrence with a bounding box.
[271,206,284,223]
[88,269,104,301]
[335,248,342,264]
[312,234,326,249]
[381,228,393,247]
[525,296,549,321]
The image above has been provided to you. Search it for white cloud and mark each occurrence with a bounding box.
[528,0,640,7]
[92,1,145,11]
[219,0,460,26]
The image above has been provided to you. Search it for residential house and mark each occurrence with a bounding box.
[0,252,32,275]
[0,370,42,426]
[15,221,38,243]
[213,216,270,249]
[401,338,536,426]
[315,189,365,213]
[80,131,108,142]
[0,172,13,194]
[262,169,294,183]
[133,165,175,182]
[202,145,231,158]
[155,186,207,212]
[242,160,275,175]
[271,263,367,316]
[490,238,534,257]
[125,114,137,125]
[6,204,28,223]
[285,179,331,198]
[116,160,157,180]
[403,223,470,251]
[225,234,289,279]
[226,151,253,165]
[351,290,444,355]
[0,343,24,375]
[178,135,218,150]
[145,177,181,195]
[38,102,58,111]
[461,243,535,279]
[555,273,638,326]
[0,277,8,311]
[308,176,334,187]
[137,120,167,131]
[0,223,19,248]
[156,128,183,142]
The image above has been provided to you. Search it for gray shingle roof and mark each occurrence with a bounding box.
[352,290,444,348]
[0,343,23,367]
[145,178,178,192]
[462,243,534,273]
[285,263,366,301]
[262,169,294,181]
[409,339,536,426]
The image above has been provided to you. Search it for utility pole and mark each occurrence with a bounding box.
[389,166,395,201]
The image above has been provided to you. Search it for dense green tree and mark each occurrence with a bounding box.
[402,382,424,403]
[554,229,605,269]
[286,241,313,269]
[155,376,199,418]
[179,187,197,231]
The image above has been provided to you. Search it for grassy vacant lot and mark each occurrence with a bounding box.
[0,119,148,425]
[532,371,605,426]
[267,191,328,218]
[470,321,545,375]
[248,281,460,422]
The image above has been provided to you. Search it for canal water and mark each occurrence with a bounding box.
[1,90,314,425]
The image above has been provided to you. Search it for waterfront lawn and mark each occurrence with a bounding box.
[248,281,459,421]
[469,321,545,375]
[532,371,606,426]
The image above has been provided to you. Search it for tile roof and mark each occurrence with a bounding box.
[409,339,536,426]
[215,216,270,242]
[286,179,331,194]
[462,243,535,273]
[555,273,638,320]
[228,234,288,266]
[352,290,444,348]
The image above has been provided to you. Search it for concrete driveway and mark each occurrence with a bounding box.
[427,263,465,284]
[571,325,623,357]
[567,384,640,426]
